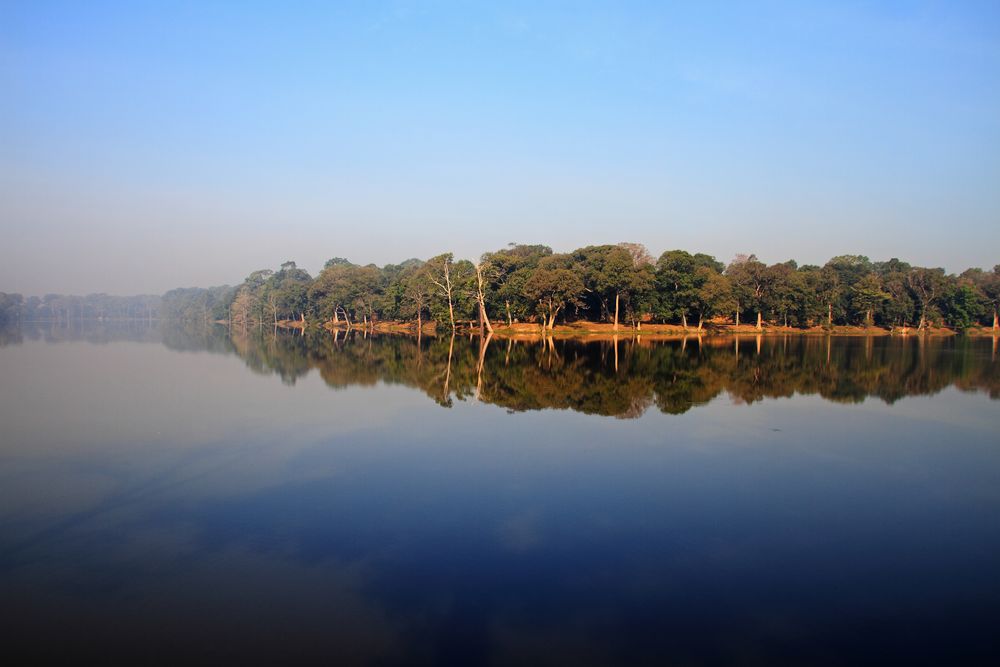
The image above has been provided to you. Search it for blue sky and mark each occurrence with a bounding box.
[2,1,998,294]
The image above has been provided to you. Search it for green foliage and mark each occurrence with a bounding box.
[11,245,980,333]
[522,255,585,325]
[943,284,983,330]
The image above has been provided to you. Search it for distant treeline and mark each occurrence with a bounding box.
[0,292,160,325]
[3,243,998,331]
[158,244,1000,332]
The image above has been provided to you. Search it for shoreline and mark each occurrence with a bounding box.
[310,319,992,339]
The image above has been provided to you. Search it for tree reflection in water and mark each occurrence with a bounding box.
[184,328,1000,416]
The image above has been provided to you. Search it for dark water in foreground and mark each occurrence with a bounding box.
[1,324,998,664]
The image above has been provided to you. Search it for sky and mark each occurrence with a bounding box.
[1,0,998,295]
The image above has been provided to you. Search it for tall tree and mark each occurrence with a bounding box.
[522,255,585,329]
[655,250,724,328]
[726,254,770,328]
[695,269,736,329]
[851,274,889,326]
[428,253,458,332]
[574,244,652,331]
[906,267,947,330]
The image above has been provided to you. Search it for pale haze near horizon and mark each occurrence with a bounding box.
[2,1,998,296]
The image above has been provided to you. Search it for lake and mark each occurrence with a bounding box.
[1,324,998,664]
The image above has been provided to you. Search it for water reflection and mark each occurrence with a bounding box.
[1,323,999,663]
[4,322,999,412]
[204,327,1000,412]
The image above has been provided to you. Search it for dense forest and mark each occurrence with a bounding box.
[3,243,999,331]
[160,244,999,332]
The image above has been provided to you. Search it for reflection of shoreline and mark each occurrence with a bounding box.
[0,319,163,346]
[224,330,1000,417]
[5,322,997,414]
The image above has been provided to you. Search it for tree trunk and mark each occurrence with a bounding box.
[697,316,703,331]
[755,311,762,330]
[735,308,740,328]
[681,313,688,331]
[993,309,998,330]
[479,300,493,334]
[505,300,512,326]
[475,263,494,334]
[613,292,620,332]
[828,303,832,326]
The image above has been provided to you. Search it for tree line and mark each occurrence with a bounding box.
[4,243,998,331]
[0,292,161,325]
[161,244,1000,332]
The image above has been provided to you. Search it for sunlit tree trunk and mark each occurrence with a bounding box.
[613,291,620,332]
[475,262,494,334]
[756,311,762,330]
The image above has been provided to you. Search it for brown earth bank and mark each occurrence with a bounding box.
[312,319,971,338]
[966,325,1000,337]
[321,319,439,334]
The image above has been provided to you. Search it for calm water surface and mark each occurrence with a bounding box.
[1,324,998,664]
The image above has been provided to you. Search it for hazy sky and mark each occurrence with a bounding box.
[2,1,999,295]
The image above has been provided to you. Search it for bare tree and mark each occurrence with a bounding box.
[430,253,457,332]
[474,260,495,334]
